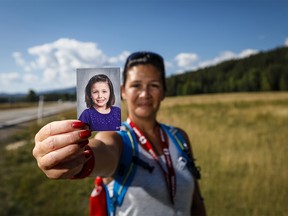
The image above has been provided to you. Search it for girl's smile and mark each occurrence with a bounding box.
[91,82,110,109]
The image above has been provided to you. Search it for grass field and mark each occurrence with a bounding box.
[0,102,39,110]
[0,92,287,215]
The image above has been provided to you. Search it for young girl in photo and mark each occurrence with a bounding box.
[79,74,121,131]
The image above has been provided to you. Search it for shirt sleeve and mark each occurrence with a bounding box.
[79,109,91,127]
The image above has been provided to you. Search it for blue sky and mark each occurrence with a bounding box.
[0,0,288,94]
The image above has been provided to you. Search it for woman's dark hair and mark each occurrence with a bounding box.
[122,51,166,91]
[85,74,115,108]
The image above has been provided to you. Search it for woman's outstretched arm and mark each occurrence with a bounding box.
[33,120,122,179]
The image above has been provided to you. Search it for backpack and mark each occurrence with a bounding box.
[89,122,201,216]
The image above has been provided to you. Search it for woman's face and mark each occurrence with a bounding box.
[121,64,165,120]
[90,81,110,108]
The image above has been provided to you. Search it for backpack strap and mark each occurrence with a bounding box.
[106,122,139,216]
[105,122,201,215]
[160,123,201,180]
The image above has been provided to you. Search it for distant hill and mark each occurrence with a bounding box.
[0,87,76,103]
[0,87,76,97]
[0,93,26,98]
[166,46,288,96]
[39,87,76,101]
[38,87,76,95]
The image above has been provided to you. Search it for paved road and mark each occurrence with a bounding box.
[0,102,76,129]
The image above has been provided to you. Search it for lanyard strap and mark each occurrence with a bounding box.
[127,118,176,204]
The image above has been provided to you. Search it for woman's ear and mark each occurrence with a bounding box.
[160,86,165,101]
[121,85,126,100]
[161,92,165,101]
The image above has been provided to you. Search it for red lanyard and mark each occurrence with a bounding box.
[128,118,176,204]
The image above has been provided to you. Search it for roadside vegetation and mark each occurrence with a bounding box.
[0,92,287,216]
[0,101,69,111]
[0,102,39,110]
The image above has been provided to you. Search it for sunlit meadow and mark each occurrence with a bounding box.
[0,92,287,215]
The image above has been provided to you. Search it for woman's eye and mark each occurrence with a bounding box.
[151,84,160,88]
[131,84,141,88]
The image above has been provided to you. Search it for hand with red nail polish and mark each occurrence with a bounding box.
[79,130,92,139]
[78,140,89,148]
[71,121,86,129]
[32,118,122,180]
[33,120,95,179]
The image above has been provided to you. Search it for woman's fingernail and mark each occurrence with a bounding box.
[84,149,93,158]
[79,130,91,139]
[71,121,86,129]
[79,140,89,147]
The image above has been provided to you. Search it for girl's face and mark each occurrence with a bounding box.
[121,64,165,120]
[91,81,110,108]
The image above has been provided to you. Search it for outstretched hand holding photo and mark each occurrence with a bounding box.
[33,120,93,179]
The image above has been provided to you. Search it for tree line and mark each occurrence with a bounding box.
[165,46,288,96]
[25,90,76,102]
[0,89,76,103]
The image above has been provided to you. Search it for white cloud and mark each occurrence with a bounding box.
[0,71,41,93]
[172,48,259,74]
[198,49,258,69]
[174,53,199,70]
[23,73,39,83]
[284,37,288,47]
[7,37,264,92]
[164,60,173,69]
[42,68,56,82]
[108,51,130,64]
[12,38,128,90]
[198,51,235,68]
[12,52,32,72]
[238,49,259,58]
[0,72,21,86]
[13,52,25,66]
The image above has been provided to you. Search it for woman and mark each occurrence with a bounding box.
[79,74,121,131]
[33,51,206,215]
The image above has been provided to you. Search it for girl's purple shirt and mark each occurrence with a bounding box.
[79,106,121,131]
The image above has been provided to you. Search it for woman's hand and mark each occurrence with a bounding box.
[33,120,92,179]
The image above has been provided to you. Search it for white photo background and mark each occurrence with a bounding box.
[76,67,121,119]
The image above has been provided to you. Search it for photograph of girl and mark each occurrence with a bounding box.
[77,69,121,131]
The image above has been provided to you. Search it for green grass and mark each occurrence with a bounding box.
[0,101,66,110]
[0,92,288,215]
[158,92,288,216]
[0,110,94,216]
[0,102,39,110]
